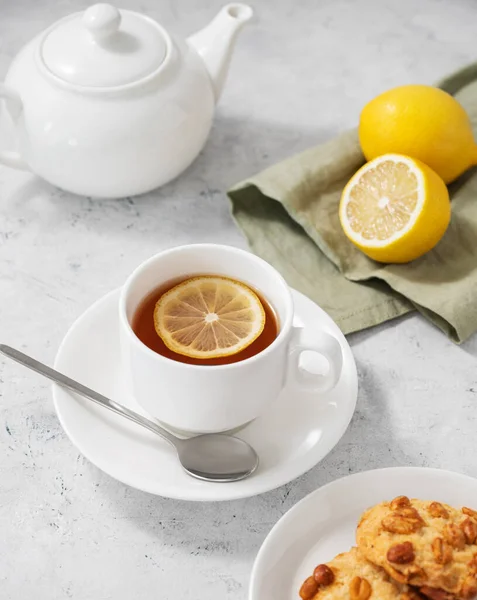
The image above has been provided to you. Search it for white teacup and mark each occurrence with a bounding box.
[119,244,343,434]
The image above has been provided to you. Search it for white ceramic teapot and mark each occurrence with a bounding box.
[0,3,252,198]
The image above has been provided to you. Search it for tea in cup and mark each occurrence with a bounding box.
[132,274,279,366]
[119,244,343,433]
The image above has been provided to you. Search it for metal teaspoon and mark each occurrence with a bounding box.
[0,345,259,483]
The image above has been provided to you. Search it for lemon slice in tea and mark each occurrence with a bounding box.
[154,276,266,359]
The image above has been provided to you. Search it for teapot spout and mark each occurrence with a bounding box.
[187,4,253,102]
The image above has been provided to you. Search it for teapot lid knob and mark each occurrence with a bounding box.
[83,3,121,41]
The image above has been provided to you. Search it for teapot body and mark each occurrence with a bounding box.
[5,35,215,198]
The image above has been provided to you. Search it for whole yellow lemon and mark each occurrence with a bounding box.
[359,84,477,183]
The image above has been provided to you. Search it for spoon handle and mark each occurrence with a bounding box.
[0,344,181,449]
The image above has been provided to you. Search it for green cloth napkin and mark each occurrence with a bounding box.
[228,64,477,343]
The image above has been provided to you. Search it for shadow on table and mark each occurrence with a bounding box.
[347,312,416,347]
[457,330,477,357]
[274,358,420,502]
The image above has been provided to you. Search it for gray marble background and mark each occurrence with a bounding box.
[1,0,477,597]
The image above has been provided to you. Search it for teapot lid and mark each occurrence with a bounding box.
[40,3,169,87]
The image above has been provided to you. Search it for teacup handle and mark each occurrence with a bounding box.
[286,326,343,393]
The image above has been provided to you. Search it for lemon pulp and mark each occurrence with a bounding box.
[339,154,451,263]
[154,275,266,359]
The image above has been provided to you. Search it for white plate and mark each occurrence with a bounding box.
[53,288,357,501]
[250,467,477,599]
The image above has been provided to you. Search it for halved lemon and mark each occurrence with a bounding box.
[339,154,451,263]
[154,275,266,359]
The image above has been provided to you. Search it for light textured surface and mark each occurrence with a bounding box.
[1,0,477,598]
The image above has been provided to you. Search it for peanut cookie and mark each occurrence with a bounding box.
[299,546,423,599]
[356,497,477,600]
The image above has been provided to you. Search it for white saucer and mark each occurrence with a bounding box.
[250,467,477,599]
[53,288,357,501]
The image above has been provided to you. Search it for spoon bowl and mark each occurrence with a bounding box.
[178,434,258,482]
